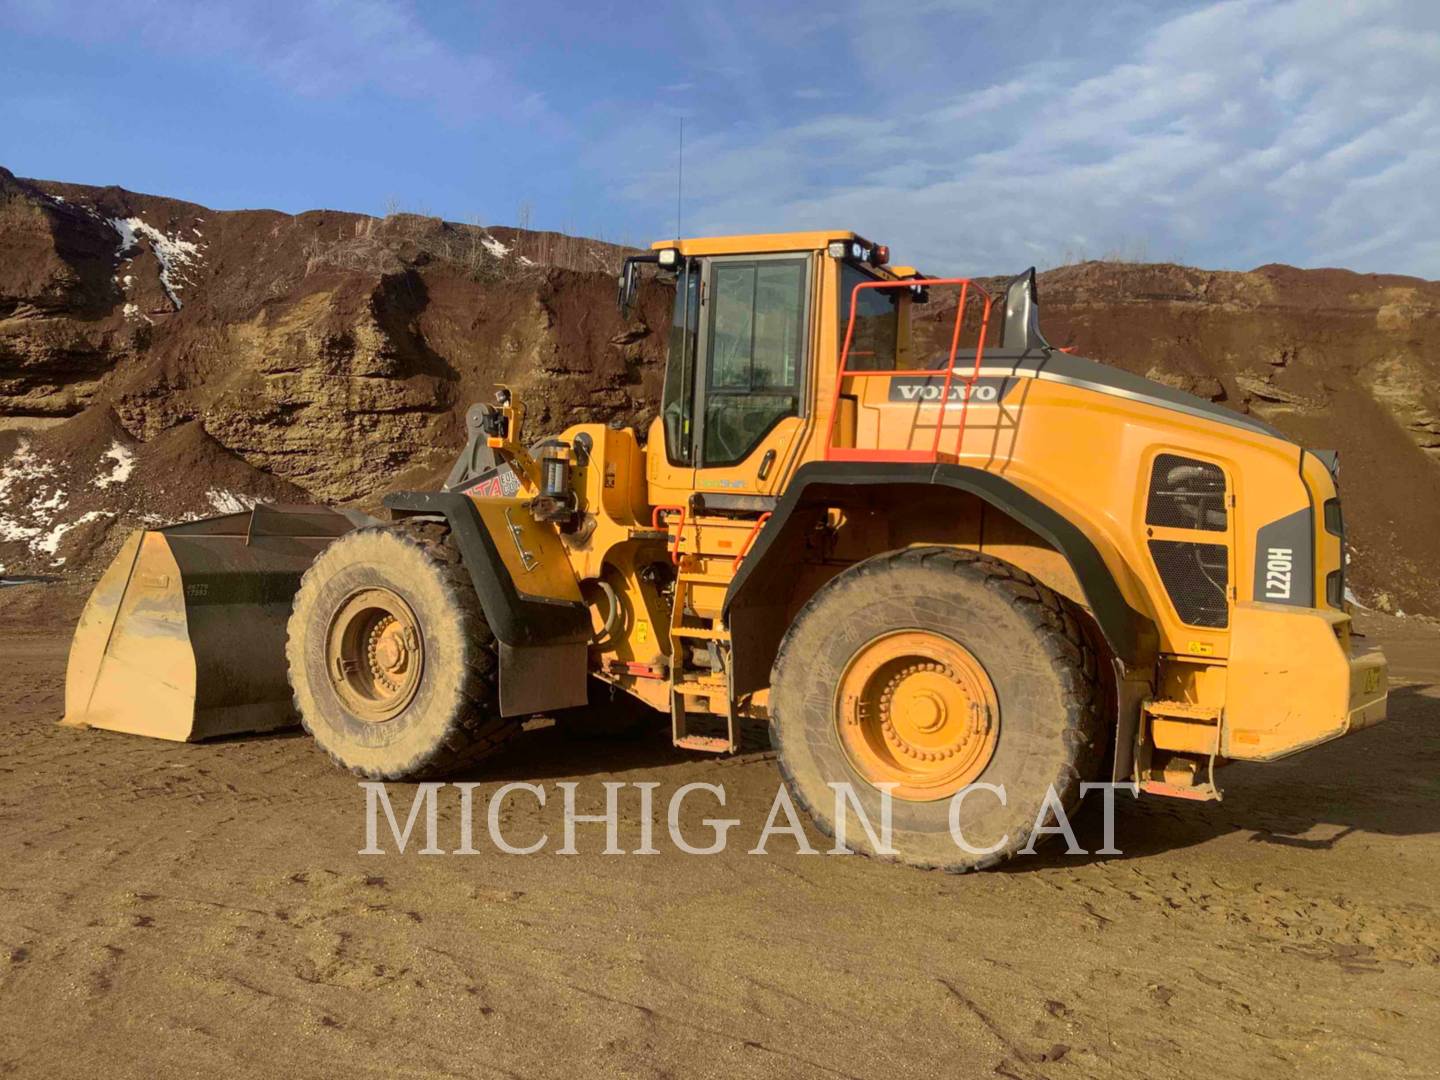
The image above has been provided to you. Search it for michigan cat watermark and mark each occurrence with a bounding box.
[358,780,1140,857]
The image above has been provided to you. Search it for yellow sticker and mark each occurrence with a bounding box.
[1187,640,1215,655]
[635,620,649,644]
[1364,667,1381,694]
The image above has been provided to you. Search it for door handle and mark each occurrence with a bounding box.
[757,449,777,481]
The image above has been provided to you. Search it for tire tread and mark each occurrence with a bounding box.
[770,546,1106,872]
[286,519,520,780]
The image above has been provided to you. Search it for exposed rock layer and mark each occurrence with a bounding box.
[2,167,1437,614]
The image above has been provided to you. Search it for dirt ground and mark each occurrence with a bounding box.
[1,591,1437,1080]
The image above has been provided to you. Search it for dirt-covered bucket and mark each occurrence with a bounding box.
[62,505,370,741]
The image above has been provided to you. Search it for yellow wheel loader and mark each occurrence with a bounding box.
[64,230,1388,869]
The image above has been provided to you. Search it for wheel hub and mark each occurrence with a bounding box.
[326,588,425,722]
[835,631,999,801]
[367,616,417,688]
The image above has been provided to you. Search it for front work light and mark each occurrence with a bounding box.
[828,240,871,261]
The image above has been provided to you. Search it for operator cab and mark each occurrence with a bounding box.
[619,231,918,499]
[617,231,1047,502]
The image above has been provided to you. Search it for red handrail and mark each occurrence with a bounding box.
[651,503,687,564]
[823,277,994,463]
[732,511,771,568]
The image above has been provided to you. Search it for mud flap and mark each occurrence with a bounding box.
[383,491,594,718]
[1111,660,1153,784]
[498,641,588,717]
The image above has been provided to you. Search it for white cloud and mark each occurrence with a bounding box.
[6,0,1435,277]
[2,0,546,123]
[618,0,1440,277]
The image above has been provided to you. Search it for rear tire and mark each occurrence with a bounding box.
[286,520,519,779]
[769,547,1105,871]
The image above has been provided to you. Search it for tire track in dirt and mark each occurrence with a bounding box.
[2,612,1439,1078]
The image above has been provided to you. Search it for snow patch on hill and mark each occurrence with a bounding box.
[93,442,136,489]
[109,216,204,308]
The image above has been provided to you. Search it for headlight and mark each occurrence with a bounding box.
[828,240,870,261]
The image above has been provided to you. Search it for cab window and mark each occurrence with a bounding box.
[839,262,900,371]
[701,258,807,468]
[661,259,700,465]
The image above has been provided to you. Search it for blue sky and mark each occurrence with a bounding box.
[2,0,1437,277]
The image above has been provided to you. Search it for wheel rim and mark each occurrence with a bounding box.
[834,629,999,802]
[325,587,425,722]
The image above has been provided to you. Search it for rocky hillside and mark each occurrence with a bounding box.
[0,166,669,577]
[2,165,1437,615]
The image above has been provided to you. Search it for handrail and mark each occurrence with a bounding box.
[823,277,994,463]
[651,503,687,564]
[732,512,771,568]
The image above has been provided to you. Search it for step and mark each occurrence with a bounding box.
[673,734,735,754]
[673,678,726,696]
[1144,699,1222,722]
[1139,779,1221,802]
[670,626,728,640]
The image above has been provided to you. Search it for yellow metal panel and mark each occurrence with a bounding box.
[472,497,584,605]
[694,416,805,498]
[594,425,649,524]
[1150,717,1220,755]
[63,531,198,741]
[646,415,694,507]
[791,367,1330,657]
[1223,601,1387,760]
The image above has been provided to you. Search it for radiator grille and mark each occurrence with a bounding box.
[1146,454,1227,531]
[1149,540,1229,628]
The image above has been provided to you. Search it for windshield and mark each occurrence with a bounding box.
[701,257,807,467]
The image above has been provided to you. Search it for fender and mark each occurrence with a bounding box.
[383,491,590,716]
[723,462,1158,695]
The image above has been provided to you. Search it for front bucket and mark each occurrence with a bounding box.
[63,504,370,742]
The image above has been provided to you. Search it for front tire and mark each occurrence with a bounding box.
[286,520,520,779]
[769,547,1105,871]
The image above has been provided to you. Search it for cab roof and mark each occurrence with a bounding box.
[650,230,861,257]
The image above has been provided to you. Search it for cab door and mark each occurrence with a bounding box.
[692,253,813,499]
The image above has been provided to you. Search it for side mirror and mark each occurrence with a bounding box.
[617,254,661,317]
[617,260,639,317]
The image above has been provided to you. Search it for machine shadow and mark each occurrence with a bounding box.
[1016,682,1440,870]
[452,717,759,783]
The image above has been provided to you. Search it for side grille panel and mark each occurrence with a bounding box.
[1149,539,1229,628]
[1146,454,1227,531]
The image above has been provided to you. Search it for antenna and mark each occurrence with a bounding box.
[676,116,684,240]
